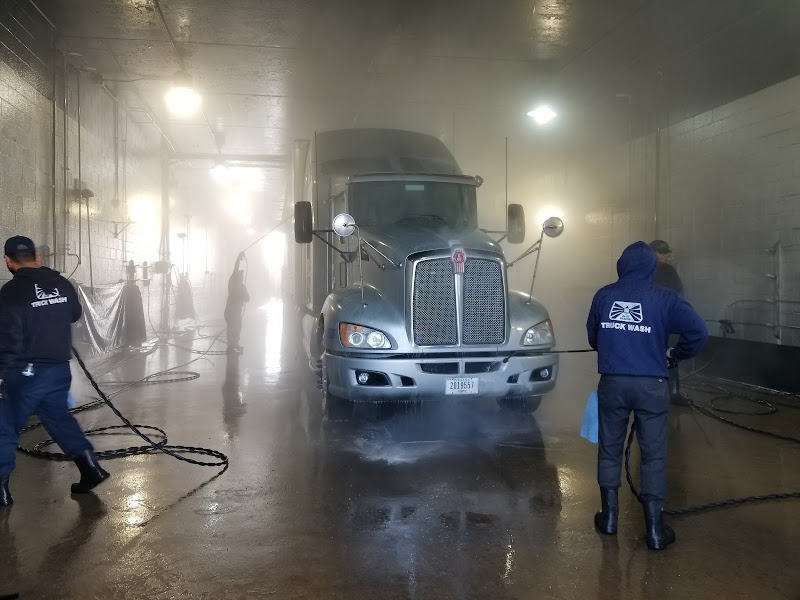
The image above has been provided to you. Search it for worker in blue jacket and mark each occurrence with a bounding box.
[0,236,109,506]
[586,241,707,550]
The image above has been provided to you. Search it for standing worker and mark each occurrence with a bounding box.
[0,236,109,506]
[650,240,690,405]
[224,252,250,354]
[586,241,707,550]
[650,240,683,295]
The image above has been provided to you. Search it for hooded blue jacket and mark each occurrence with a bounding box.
[586,241,708,378]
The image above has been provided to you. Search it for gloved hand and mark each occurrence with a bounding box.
[666,348,679,369]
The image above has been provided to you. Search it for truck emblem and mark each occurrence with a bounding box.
[452,248,466,274]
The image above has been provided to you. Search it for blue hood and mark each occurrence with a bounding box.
[616,241,657,281]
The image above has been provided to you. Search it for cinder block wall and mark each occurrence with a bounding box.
[660,75,800,346]
[0,58,162,287]
[0,28,218,338]
[503,75,800,349]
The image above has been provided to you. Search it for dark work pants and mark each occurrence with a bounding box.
[597,374,669,503]
[0,363,93,478]
[225,307,243,349]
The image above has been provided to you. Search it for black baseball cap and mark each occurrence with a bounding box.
[4,235,36,257]
[649,239,671,254]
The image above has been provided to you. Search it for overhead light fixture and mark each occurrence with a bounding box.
[165,71,201,117]
[527,105,557,125]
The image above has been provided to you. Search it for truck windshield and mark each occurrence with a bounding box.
[349,180,478,231]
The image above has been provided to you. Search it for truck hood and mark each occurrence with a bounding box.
[360,224,503,262]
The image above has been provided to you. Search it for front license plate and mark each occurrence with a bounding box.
[445,378,479,395]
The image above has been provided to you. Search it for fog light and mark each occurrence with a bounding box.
[357,371,370,385]
[530,367,553,382]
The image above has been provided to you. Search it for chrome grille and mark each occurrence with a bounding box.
[463,259,505,345]
[413,259,457,345]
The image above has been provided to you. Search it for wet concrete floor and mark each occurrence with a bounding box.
[1,302,799,599]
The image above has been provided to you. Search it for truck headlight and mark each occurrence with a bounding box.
[523,320,554,346]
[340,323,391,349]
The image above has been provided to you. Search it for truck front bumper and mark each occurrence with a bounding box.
[324,352,559,402]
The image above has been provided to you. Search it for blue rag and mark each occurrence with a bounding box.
[580,390,599,444]
[67,391,76,408]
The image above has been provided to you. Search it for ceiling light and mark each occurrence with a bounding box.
[165,71,201,117]
[527,105,557,125]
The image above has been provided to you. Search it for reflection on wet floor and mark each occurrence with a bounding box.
[1,307,799,599]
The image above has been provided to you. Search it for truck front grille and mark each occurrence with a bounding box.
[412,256,505,346]
[463,259,505,345]
[413,259,457,346]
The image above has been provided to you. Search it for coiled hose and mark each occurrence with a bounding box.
[624,375,800,515]
[16,336,228,474]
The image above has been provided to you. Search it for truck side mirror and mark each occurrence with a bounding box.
[507,204,526,244]
[332,213,356,237]
[542,216,564,238]
[294,201,313,244]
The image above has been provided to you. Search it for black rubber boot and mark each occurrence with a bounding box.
[71,450,110,494]
[594,487,618,535]
[0,476,12,507]
[644,501,675,550]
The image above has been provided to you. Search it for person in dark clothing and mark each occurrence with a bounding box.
[0,236,109,507]
[650,240,691,405]
[586,241,707,550]
[650,239,683,296]
[224,252,250,354]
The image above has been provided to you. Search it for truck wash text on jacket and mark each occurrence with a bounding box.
[586,242,707,378]
[0,267,82,379]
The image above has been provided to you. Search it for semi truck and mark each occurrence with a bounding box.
[288,128,563,412]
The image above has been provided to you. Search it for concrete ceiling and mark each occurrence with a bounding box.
[36,0,800,224]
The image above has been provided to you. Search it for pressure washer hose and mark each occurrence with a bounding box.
[623,377,800,515]
[16,335,228,473]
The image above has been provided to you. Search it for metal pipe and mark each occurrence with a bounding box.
[62,56,68,271]
[161,145,171,332]
[504,137,508,232]
[775,242,783,344]
[75,68,93,291]
[113,90,119,208]
[86,190,94,292]
[76,67,82,275]
[654,87,662,238]
[711,320,800,332]
[122,112,128,264]
[50,40,57,267]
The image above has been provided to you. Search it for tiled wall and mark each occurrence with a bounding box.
[514,74,800,348]
[0,58,163,287]
[660,75,800,346]
[0,49,218,334]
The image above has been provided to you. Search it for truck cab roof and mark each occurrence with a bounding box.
[316,129,462,177]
